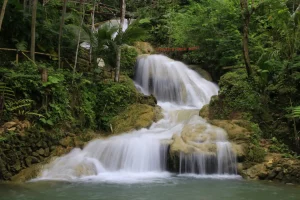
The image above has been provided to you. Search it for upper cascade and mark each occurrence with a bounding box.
[134,55,219,108]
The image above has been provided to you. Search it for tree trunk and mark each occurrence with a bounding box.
[73,4,85,83]
[0,0,8,31]
[89,0,96,66]
[291,3,300,19]
[240,0,252,77]
[58,0,68,68]
[23,0,28,14]
[30,0,38,61]
[114,0,126,82]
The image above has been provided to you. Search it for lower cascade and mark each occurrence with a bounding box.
[37,55,237,182]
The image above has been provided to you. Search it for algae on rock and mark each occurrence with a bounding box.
[110,104,162,134]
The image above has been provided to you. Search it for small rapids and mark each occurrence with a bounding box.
[36,55,237,183]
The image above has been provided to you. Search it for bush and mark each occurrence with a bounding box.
[209,68,263,120]
[120,46,139,78]
[95,76,139,131]
[247,144,266,163]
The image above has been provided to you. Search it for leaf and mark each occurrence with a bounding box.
[139,18,151,24]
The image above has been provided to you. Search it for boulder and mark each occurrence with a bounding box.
[25,156,40,167]
[37,148,45,156]
[199,105,210,120]
[208,120,251,143]
[169,118,225,156]
[242,163,267,179]
[59,136,74,147]
[110,104,161,134]
[188,65,213,81]
[134,42,155,54]
[11,163,42,182]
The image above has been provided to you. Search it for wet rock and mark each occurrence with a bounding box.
[32,152,39,157]
[74,139,84,149]
[188,65,213,81]
[243,163,267,179]
[199,105,210,120]
[11,163,42,182]
[59,137,74,147]
[169,118,225,156]
[44,148,50,157]
[110,103,160,134]
[36,141,43,148]
[25,156,40,167]
[37,148,45,156]
[209,120,251,143]
[12,160,21,172]
[231,143,247,161]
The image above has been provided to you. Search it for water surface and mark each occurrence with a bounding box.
[1,176,299,200]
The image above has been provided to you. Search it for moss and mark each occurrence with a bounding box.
[207,68,267,123]
[96,76,158,131]
[110,104,158,134]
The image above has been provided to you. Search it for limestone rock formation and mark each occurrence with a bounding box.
[110,103,162,134]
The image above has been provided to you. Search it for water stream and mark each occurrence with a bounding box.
[34,55,238,183]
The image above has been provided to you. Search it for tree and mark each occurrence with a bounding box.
[240,0,270,77]
[115,0,126,82]
[73,2,85,82]
[0,0,8,31]
[58,0,68,68]
[30,0,38,61]
[240,0,252,77]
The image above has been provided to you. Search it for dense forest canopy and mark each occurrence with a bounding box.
[0,0,300,161]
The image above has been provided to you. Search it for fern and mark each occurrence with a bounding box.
[0,82,15,101]
[292,106,300,118]
[5,99,44,120]
[5,99,33,112]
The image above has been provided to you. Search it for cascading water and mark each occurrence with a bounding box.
[36,55,237,183]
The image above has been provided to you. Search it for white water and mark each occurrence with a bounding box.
[37,55,237,183]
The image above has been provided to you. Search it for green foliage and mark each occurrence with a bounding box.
[246,122,266,163]
[247,145,266,163]
[95,77,139,130]
[0,82,15,101]
[269,137,291,154]
[5,99,43,120]
[169,0,241,73]
[291,106,300,118]
[210,69,263,120]
[120,46,139,77]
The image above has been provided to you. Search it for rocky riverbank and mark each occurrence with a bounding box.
[200,105,300,184]
[0,93,160,182]
[0,126,99,182]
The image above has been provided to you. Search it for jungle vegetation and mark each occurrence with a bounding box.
[0,0,299,155]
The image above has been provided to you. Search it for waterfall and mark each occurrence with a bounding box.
[37,55,237,182]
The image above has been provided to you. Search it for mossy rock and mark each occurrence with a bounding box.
[110,104,161,134]
[134,42,155,54]
[199,104,210,120]
[208,120,251,143]
[188,65,213,81]
[10,163,43,182]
